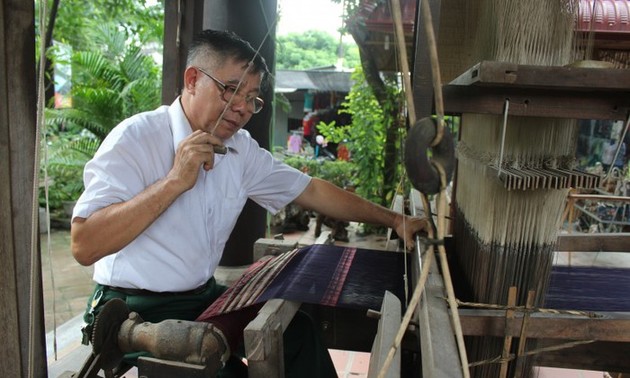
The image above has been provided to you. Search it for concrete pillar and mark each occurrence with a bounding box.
[204,0,278,266]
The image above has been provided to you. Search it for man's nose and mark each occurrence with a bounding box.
[227,93,248,112]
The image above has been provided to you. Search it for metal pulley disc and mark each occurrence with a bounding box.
[92,298,130,370]
[404,117,455,195]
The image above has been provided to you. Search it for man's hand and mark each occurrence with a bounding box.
[168,130,225,191]
[393,215,431,250]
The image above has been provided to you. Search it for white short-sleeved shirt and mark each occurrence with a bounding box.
[73,98,311,292]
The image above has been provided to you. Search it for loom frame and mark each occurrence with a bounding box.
[443,61,630,121]
[244,232,408,377]
[409,58,630,376]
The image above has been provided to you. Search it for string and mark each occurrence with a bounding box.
[497,99,510,177]
[378,0,469,376]
[210,14,279,136]
[33,0,53,372]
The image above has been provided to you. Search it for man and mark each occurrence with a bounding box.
[71,29,428,377]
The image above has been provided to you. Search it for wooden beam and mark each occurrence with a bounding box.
[443,61,630,120]
[533,340,630,373]
[244,299,301,378]
[253,238,298,261]
[442,84,629,120]
[449,61,630,91]
[409,191,464,378]
[367,291,401,378]
[459,310,630,342]
[556,233,630,252]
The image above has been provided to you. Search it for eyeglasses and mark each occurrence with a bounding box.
[196,67,264,114]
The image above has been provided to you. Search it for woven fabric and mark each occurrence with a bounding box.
[197,244,407,321]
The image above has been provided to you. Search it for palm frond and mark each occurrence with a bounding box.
[120,46,155,81]
[46,107,111,140]
[88,22,127,60]
[120,77,161,116]
[74,51,126,91]
[71,87,123,123]
[67,138,101,159]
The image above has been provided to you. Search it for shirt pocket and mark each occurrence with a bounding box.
[212,193,247,249]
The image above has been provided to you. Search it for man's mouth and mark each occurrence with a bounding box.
[221,118,240,130]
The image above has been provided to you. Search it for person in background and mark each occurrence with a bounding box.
[601,139,619,172]
[302,111,317,145]
[71,29,428,377]
[613,140,626,170]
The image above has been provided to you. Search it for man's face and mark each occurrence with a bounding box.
[186,57,264,140]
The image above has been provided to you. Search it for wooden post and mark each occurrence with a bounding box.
[244,299,301,378]
[161,0,205,104]
[499,287,517,378]
[367,291,402,378]
[0,0,47,376]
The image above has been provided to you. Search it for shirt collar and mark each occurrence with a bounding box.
[168,96,239,153]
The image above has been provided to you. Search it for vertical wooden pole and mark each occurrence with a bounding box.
[162,0,205,105]
[514,290,536,378]
[499,287,517,378]
[412,0,442,119]
[0,0,47,376]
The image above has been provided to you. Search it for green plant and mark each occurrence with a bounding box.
[340,67,387,205]
[41,24,162,215]
[283,155,356,188]
[40,134,88,215]
[318,160,356,188]
[46,24,162,149]
[317,120,349,145]
[338,67,406,234]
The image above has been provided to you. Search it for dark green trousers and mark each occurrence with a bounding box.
[82,279,337,378]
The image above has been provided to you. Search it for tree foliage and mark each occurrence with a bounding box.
[276,30,360,70]
[329,0,407,210]
[341,68,405,208]
[49,0,164,51]
[46,21,162,152]
[41,4,163,214]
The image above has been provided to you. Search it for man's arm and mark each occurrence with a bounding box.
[71,177,186,266]
[71,130,223,266]
[293,178,429,249]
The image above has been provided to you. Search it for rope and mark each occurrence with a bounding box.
[434,158,470,378]
[376,221,436,378]
[377,0,469,377]
[419,0,445,146]
[469,339,595,368]
[454,299,601,318]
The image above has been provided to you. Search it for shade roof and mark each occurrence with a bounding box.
[275,70,353,93]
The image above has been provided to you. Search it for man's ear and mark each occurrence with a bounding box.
[183,67,199,94]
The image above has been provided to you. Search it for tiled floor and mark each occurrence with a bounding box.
[532,367,611,378]
[330,349,370,378]
[40,229,94,332]
[42,222,628,377]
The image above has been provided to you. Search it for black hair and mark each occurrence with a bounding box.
[187,29,270,89]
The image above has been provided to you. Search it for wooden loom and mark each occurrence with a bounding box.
[50,1,630,377]
[242,1,630,377]
[404,0,630,376]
